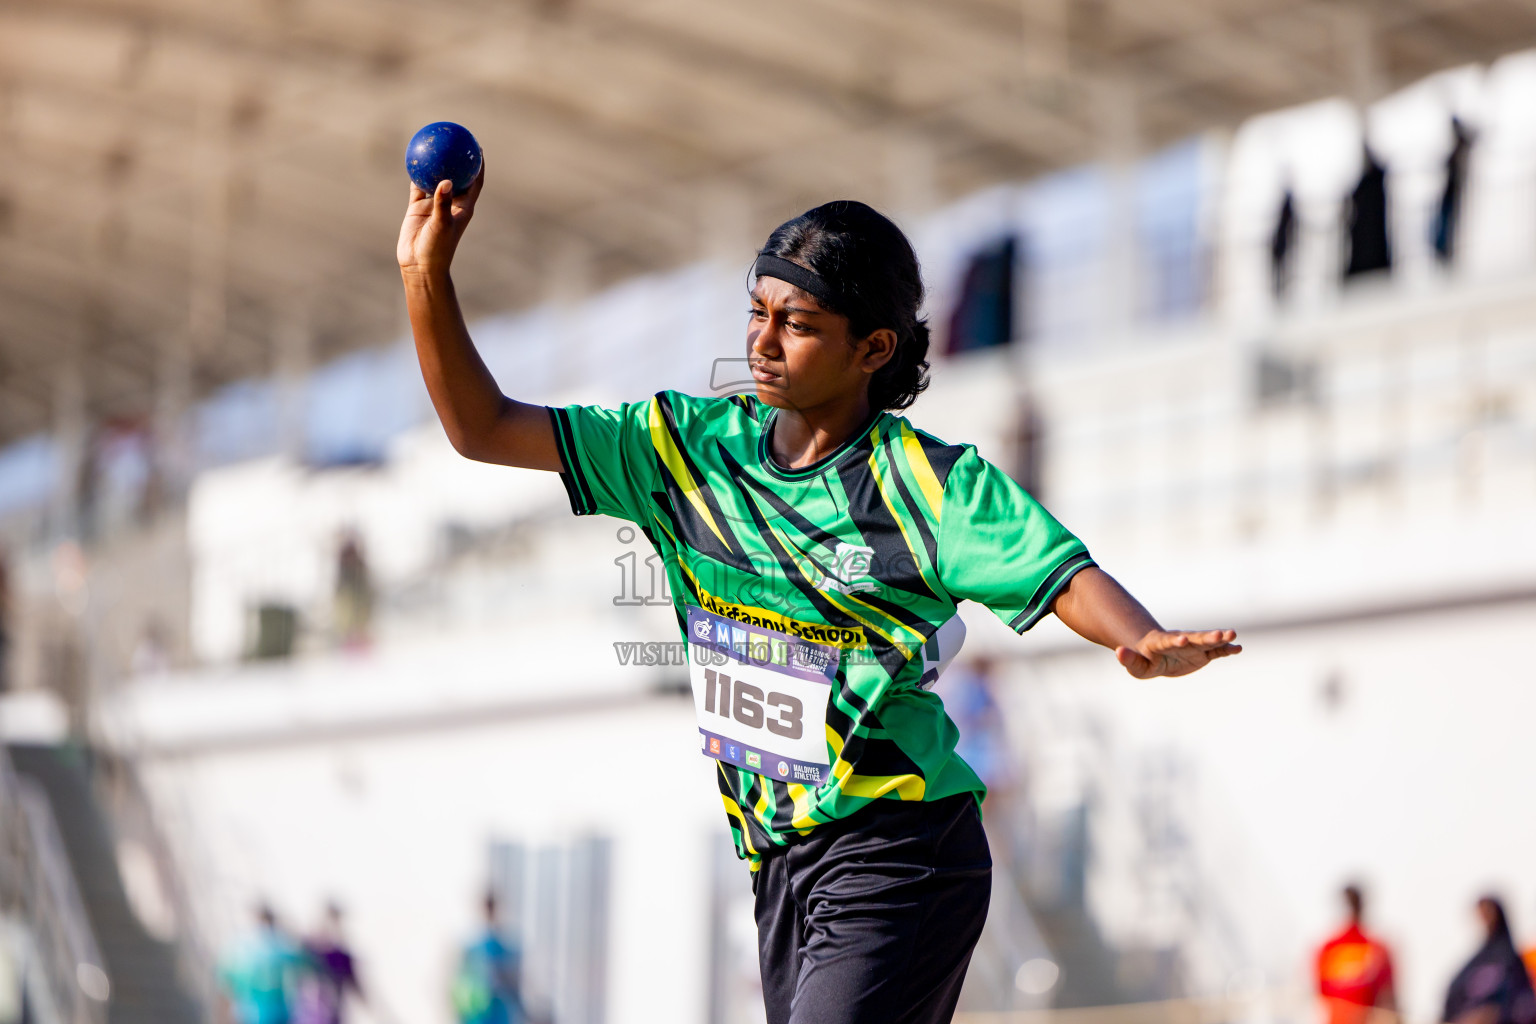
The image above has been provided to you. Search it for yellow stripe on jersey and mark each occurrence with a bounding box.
[787,783,817,832]
[823,718,925,801]
[861,426,940,638]
[753,781,775,831]
[869,425,922,561]
[834,765,927,801]
[648,400,730,549]
[819,588,914,661]
[719,795,759,856]
[898,421,945,524]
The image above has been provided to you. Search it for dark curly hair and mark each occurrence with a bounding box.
[757,200,931,411]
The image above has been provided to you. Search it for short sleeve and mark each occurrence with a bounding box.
[936,447,1095,633]
[548,398,658,523]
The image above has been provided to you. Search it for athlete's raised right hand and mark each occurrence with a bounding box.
[396,162,562,473]
[397,164,484,279]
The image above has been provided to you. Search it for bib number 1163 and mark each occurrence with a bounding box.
[685,606,835,784]
[701,668,803,739]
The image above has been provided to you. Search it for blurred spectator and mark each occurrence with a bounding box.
[1524,920,1536,999]
[1316,884,1397,1024]
[451,891,523,1024]
[942,656,1016,798]
[296,902,364,1024]
[1443,896,1536,1024]
[1344,145,1392,279]
[220,904,306,1024]
[1433,117,1474,265]
[333,531,374,649]
[1271,187,1297,299]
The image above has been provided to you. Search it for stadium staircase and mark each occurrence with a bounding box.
[1012,810,1175,1009]
[7,744,202,1024]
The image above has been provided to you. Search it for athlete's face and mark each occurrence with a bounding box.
[747,276,895,415]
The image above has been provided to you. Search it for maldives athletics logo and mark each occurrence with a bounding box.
[777,760,790,777]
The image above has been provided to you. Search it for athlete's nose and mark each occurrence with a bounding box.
[750,316,783,359]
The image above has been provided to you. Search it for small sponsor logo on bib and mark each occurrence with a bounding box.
[777,761,789,777]
[709,737,721,755]
[692,618,713,640]
[746,751,761,768]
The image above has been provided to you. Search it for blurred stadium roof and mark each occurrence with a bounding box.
[4,0,1536,446]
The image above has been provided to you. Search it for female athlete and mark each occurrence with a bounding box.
[399,169,1241,1024]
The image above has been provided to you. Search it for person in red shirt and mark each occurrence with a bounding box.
[1318,885,1398,1024]
[1524,900,1536,1000]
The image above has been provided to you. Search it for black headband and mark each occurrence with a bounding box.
[753,253,843,313]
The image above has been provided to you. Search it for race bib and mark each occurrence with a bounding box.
[685,605,837,786]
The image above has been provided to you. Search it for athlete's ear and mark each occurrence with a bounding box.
[858,328,898,375]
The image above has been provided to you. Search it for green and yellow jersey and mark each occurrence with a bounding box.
[551,391,1093,867]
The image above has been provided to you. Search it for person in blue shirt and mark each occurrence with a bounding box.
[220,904,307,1024]
[452,892,522,1024]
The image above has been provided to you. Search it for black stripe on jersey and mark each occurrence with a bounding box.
[827,714,926,786]
[835,588,935,643]
[909,429,967,488]
[549,407,597,515]
[717,447,842,550]
[766,778,799,832]
[834,455,943,607]
[731,772,783,851]
[838,734,925,779]
[728,394,760,420]
[723,479,886,716]
[736,767,764,816]
[654,393,742,562]
[717,766,761,845]
[722,443,939,656]
[1008,552,1098,632]
[888,458,942,575]
[645,503,716,611]
[823,699,853,739]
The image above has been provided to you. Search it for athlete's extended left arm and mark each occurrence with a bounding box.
[1050,567,1241,678]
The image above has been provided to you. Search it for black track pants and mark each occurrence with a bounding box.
[752,793,993,1024]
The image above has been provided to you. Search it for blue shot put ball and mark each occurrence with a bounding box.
[405,122,483,195]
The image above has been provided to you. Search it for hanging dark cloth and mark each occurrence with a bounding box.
[1433,117,1474,264]
[1271,188,1297,298]
[1343,146,1392,279]
[946,235,1017,355]
[1444,915,1536,1024]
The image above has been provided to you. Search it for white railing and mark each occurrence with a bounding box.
[97,754,219,1021]
[1029,275,1536,583]
[0,749,107,1024]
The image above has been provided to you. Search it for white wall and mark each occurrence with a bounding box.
[127,690,723,1024]
[1003,597,1536,1022]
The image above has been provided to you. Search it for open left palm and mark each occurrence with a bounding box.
[1115,629,1241,679]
